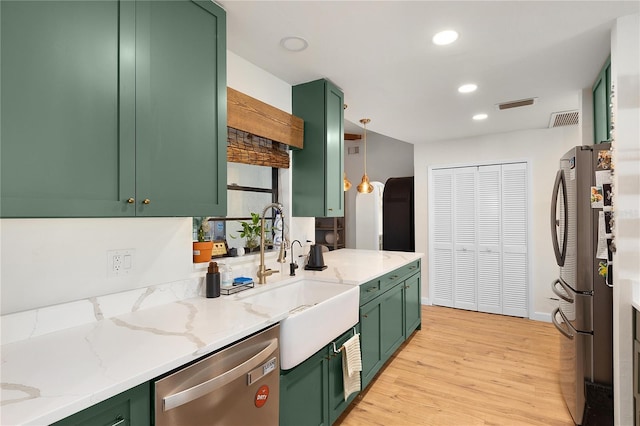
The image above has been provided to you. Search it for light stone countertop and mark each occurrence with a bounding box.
[0,249,423,425]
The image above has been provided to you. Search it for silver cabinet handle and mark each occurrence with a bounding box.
[163,338,278,411]
[111,417,125,426]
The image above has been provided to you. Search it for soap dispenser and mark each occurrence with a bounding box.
[206,261,221,298]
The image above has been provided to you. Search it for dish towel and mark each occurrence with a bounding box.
[341,333,362,401]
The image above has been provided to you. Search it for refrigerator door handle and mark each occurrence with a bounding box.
[550,169,568,267]
[551,278,573,303]
[551,307,574,340]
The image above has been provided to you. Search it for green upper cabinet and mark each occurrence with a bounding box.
[134,0,226,217]
[292,79,344,217]
[592,57,611,145]
[0,0,226,218]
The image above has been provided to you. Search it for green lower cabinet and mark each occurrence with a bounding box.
[51,383,151,426]
[328,329,360,425]
[359,262,422,391]
[380,282,405,360]
[360,299,383,390]
[280,328,359,426]
[404,273,422,336]
[280,344,329,426]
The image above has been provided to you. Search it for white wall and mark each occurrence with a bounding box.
[0,51,310,315]
[344,131,414,248]
[610,13,640,426]
[414,126,579,318]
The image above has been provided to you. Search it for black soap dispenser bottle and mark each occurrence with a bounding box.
[206,261,221,298]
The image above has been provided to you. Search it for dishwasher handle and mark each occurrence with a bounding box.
[163,338,278,412]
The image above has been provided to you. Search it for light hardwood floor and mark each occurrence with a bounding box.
[335,305,574,426]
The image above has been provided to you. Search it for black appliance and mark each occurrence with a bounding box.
[382,177,415,252]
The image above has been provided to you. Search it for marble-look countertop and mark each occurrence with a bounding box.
[0,249,423,425]
[304,249,423,284]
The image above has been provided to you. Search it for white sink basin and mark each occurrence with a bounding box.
[236,279,359,369]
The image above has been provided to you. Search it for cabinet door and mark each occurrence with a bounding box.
[135,0,226,217]
[280,349,329,426]
[501,163,528,317]
[292,79,344,217]
[477,165,502,314]
[380,283,405,361]
[52,383,150,426]
[328,329,360,425]
[404,273,421,336]
[1,0,136,217]
[593,58,611,144]
[324,80,345,217]
[360,299,382,390]
[430,169,455,307]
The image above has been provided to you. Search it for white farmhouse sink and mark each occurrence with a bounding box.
[237,279,359,369]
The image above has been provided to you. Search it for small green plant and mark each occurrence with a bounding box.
[233,212,267,250]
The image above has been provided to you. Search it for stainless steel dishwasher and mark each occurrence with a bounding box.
[154,324,279,426]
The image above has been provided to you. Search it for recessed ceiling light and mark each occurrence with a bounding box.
[432,30,458,46]
[473,113,488,121]
[280,36,308,52]
[458,84,477,93]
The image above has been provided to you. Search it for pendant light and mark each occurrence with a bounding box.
[343,172,352,191]
[357,118,373,194]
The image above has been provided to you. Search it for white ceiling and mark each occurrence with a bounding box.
[219,1,639,145]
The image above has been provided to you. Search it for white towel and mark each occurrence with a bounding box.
[341,333,362,401]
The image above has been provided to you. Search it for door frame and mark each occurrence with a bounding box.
[427,159,534,319]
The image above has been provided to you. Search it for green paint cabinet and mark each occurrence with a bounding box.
[1,0,226,218]
[592,57,611,145]
[51,382,151,426]
[404,273,422,337]
[359,260,422,390]
[280,328,358,426]
[292,79,344,217]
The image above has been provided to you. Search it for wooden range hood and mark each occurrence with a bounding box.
[227,87,304,149]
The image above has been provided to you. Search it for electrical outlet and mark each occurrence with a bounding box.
[107,249,135,277]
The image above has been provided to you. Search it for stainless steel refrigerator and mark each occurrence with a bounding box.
[550,144,613,425]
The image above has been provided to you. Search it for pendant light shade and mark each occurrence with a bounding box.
[357,118,373,194]
[343,172,352,191]
[357,173,373,193]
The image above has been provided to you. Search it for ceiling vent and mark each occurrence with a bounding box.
[497,98,536,110]
[549,110,579,128]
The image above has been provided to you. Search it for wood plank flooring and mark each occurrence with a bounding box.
[335,305,574,426]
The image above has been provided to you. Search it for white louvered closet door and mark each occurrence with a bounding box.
[453,167,477,311]
[501,163,528,317]
[431,169,454,307]
[477,165,502,314]
[430,162,528,318]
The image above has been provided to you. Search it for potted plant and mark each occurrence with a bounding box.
[193,217,214,263]
[233,212,268,253]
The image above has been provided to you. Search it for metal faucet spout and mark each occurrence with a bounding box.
[257,203,285,284]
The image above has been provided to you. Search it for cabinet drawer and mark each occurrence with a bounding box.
[379,260,421,292]
[359,279,381,305]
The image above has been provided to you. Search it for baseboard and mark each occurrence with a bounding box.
[421,297,431,305]
[530,311,552,323]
